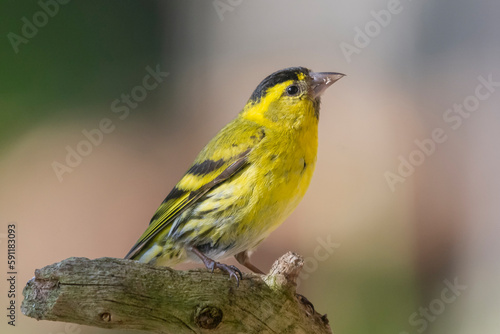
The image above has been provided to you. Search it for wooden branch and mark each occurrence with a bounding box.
[22,252,332,334]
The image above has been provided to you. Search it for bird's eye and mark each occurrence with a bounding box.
[286,84,300,96]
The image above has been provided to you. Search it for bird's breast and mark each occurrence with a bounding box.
[241,124,318,237]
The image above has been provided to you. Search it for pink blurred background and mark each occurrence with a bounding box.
[1,1,499,333]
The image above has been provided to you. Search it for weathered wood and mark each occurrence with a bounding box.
[22,252,332,334]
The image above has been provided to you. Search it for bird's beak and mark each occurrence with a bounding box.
[309,72,345,98]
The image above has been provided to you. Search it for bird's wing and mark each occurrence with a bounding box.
[125,122,265,260]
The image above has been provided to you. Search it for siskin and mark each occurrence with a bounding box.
[125,67,344,284]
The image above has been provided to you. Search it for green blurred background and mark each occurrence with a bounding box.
[1,1,499,333]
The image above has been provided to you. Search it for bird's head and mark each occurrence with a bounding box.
[240,67,344,129]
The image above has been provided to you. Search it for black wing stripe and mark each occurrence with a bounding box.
[186,159,226,176]
[167,149,250,237]
[164,187,187,201]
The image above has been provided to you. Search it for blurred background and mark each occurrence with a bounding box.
[1,1,499,333]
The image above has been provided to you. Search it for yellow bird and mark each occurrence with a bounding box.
[125,67,344,284]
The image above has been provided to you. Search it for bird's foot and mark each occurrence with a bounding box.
[207,261,243,286]
[190,246,243,286]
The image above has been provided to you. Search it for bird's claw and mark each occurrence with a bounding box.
[191,247,243,286]
[212,262,243,286]
[220,263,243,286]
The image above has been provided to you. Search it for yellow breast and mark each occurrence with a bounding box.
[237,109,319,241]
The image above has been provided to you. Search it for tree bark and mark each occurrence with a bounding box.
[22,252,332,334]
